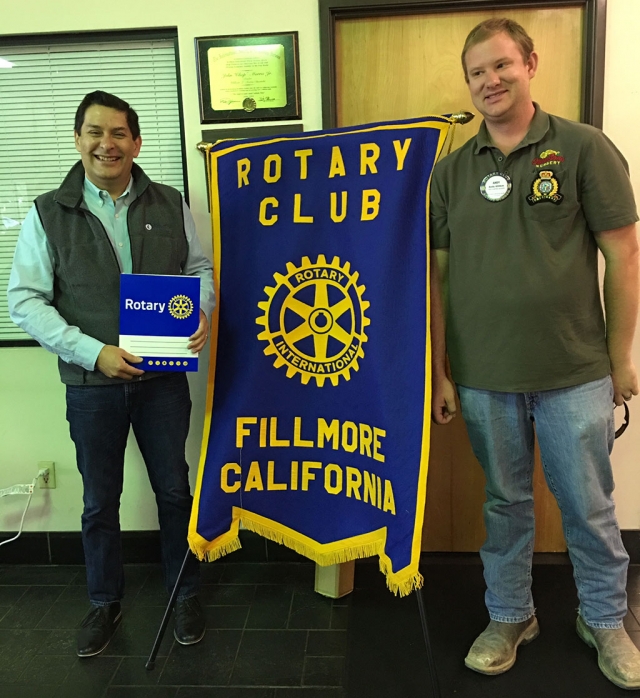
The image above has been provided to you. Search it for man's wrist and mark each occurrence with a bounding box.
[432,367,448,382]
[78,337,106,371]
[609,353,633,371]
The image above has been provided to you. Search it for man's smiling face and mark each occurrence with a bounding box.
[74,105,141,196]
[464,31,537,125]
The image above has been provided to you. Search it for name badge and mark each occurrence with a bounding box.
[480,172,512,202]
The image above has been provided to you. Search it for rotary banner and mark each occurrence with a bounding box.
[189,116,452,595]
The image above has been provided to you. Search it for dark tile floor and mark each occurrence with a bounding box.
[0,560,346,698]
[0,557,639,697]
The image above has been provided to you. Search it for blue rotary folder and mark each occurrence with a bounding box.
[119,274,201,372]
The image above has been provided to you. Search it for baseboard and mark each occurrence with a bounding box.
[0,529,311,565]
[622,530,640,564]
[2,530,639,565]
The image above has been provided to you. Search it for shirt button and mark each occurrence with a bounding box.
[115,214,119,219]
[118,242,123,247]
[498,156,503,162]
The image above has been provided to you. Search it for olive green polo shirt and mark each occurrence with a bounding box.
[430,104,638,392]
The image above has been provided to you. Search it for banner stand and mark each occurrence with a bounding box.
[145,552,442,698]
[144,113,476,680]
[417,582,442,697]
[145,548,192,671]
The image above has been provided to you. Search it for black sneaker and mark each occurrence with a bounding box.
[174,596,205,645]
[77,602,122,657]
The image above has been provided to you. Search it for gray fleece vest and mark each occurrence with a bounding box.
[35,161,188,385]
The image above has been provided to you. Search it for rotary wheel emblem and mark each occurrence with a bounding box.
[168,294,194,320]
[256,255,370,387]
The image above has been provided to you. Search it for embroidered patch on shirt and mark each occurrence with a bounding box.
[532,149,565,167]
[527,170,564,205]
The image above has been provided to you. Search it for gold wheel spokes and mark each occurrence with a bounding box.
[330,297,351,322]
[313,332,330,361]
[284,321,314,345]
[327,322,352,348]
[314,280,330,309]
[284,296,314,321]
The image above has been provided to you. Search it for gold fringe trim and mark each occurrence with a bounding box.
[189,517,424,597]
[189,534,241,562]
[242,518,380,567]
[379,556,424,597]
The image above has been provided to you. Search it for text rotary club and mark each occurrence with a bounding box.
[233,138,414,226]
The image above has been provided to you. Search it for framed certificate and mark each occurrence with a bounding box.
[195,32,302,123]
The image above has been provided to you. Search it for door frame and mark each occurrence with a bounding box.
[319,0,607,128]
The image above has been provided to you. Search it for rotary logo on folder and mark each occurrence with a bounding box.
[119,274,201,372]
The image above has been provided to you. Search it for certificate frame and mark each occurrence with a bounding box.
[195,31,302,123]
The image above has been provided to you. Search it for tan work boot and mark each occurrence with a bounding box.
[576,615,640,690]
[464,616,539,675]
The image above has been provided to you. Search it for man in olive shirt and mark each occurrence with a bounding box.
[430,19,640,689]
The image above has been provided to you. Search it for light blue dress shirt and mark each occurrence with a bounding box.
[8,176,216,371]
[84,176,135,273]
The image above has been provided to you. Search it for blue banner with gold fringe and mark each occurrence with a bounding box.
[189,116,451,595]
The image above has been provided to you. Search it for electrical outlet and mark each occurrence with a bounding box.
[38,461,56,489]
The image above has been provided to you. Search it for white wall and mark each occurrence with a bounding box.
[0,0,323,533]
[1,0,638,534]
[602,0,640,527]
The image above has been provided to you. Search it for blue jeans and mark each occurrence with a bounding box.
[458,376,628,629]
[66,373,200,606]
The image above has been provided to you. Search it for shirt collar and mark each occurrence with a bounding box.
[474,103,550,155]
[82,176,135,207]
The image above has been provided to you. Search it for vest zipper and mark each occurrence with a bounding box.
[126,198,139,274]
[82,208,123,273]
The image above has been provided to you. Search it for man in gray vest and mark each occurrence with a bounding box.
[8,91,215,657]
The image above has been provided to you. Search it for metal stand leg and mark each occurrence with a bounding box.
[416,585,441,698]
[145,548,191,671]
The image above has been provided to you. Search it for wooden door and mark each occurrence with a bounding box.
[335,7,584,551]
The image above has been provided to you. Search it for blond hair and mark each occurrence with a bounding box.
[461,18,534,80]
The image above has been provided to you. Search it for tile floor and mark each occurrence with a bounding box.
[0,557,639,697]
[0,560,346,698]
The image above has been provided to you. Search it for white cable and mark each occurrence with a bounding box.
[0,473,41,548]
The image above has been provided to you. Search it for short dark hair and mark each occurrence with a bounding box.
[74,90,140,140]
[461,18,535,81]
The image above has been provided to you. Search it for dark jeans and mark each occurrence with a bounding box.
[66,373,200,606]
